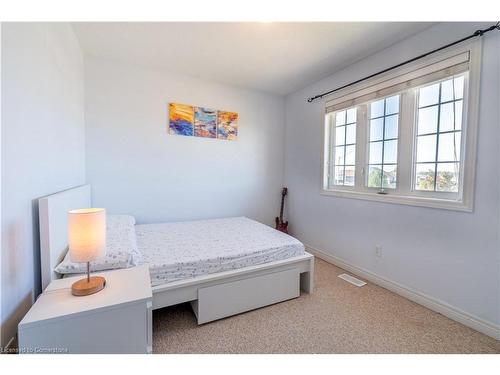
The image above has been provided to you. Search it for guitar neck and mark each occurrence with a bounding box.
[279,194,285,222]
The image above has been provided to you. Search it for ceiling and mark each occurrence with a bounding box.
[72,22,434,96]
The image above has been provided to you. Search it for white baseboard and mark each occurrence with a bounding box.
[306,244,500,341]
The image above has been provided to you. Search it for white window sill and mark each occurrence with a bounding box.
[320,188,473,212]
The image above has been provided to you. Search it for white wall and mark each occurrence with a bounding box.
[1,23,85,346]
[284,23,500,328]
[85,57,286,226]
[0,23,3,347]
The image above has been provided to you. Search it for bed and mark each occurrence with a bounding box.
[38,185,314,325]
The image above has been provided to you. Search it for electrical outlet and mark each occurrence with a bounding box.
[375,245,382,257]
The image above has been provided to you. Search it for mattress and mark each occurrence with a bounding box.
[135,217,305,287]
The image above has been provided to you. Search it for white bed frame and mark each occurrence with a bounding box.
[39,185,314,324]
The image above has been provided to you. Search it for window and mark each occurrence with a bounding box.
[368,95,399,189]
[414,76,464,192]
[331,107,356,186]
[322,41,480,211]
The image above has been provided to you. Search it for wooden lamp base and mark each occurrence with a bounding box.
[71,276,106,296]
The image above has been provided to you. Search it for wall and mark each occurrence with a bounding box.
[284,23,500,330]
[0,23,3,347]
[85,57,286,226]
[1,23,86,346]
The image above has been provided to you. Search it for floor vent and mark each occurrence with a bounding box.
[338,273,367,287]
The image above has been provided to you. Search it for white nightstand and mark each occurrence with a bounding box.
[18,265,153,354]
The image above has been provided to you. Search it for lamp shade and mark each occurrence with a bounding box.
[68,208,106,263]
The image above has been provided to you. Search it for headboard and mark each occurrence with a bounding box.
[39,184,91,290]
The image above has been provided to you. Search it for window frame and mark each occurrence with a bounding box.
[320,39,481,212]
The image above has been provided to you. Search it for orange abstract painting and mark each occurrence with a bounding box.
[217,111,238,140]
[169,103,194,136]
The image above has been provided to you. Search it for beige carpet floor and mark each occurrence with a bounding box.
[153,258,500,353]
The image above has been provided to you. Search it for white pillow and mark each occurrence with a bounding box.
[55,214,141,275]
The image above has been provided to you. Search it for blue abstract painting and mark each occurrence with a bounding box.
[194,107,216,138]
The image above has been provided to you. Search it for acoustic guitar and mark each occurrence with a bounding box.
[275,187,289,233]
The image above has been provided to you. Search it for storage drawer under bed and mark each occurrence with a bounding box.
[190,267,300,324]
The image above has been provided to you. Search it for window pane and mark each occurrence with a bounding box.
[369,141,383,164]
[383,140,398,164]
[370,118,384,141]
[345,145,356,165]
[329,106,358,189]
[366,95,400,189]
[413,75,466,195]
[382,165,397,189]
[344,166,355,186]
[335,126,345,145]
[334,166,344,185]
[345,124,356,144]
[334,146,345,165]
[438,132,461,162]
[436,163,459,192]
[368,165,383,188]
[416,134,437,163]
[371,99,384,118]
[454,100,463,130]
[385,95,399,115]
[418,106,438,135]
[346,108,357,124]
[440,79,454,102]
[454,75,464,100]
[439,102,456,132]
[384,115,398,139]
[415,163,436,191]
[335,111,346,126]
[419,83,440,107]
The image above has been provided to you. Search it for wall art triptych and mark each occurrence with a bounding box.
[169,103,238,141]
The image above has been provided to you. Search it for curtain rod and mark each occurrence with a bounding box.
[307,22,500,103]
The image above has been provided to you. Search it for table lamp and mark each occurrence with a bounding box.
[68,208,107,296]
